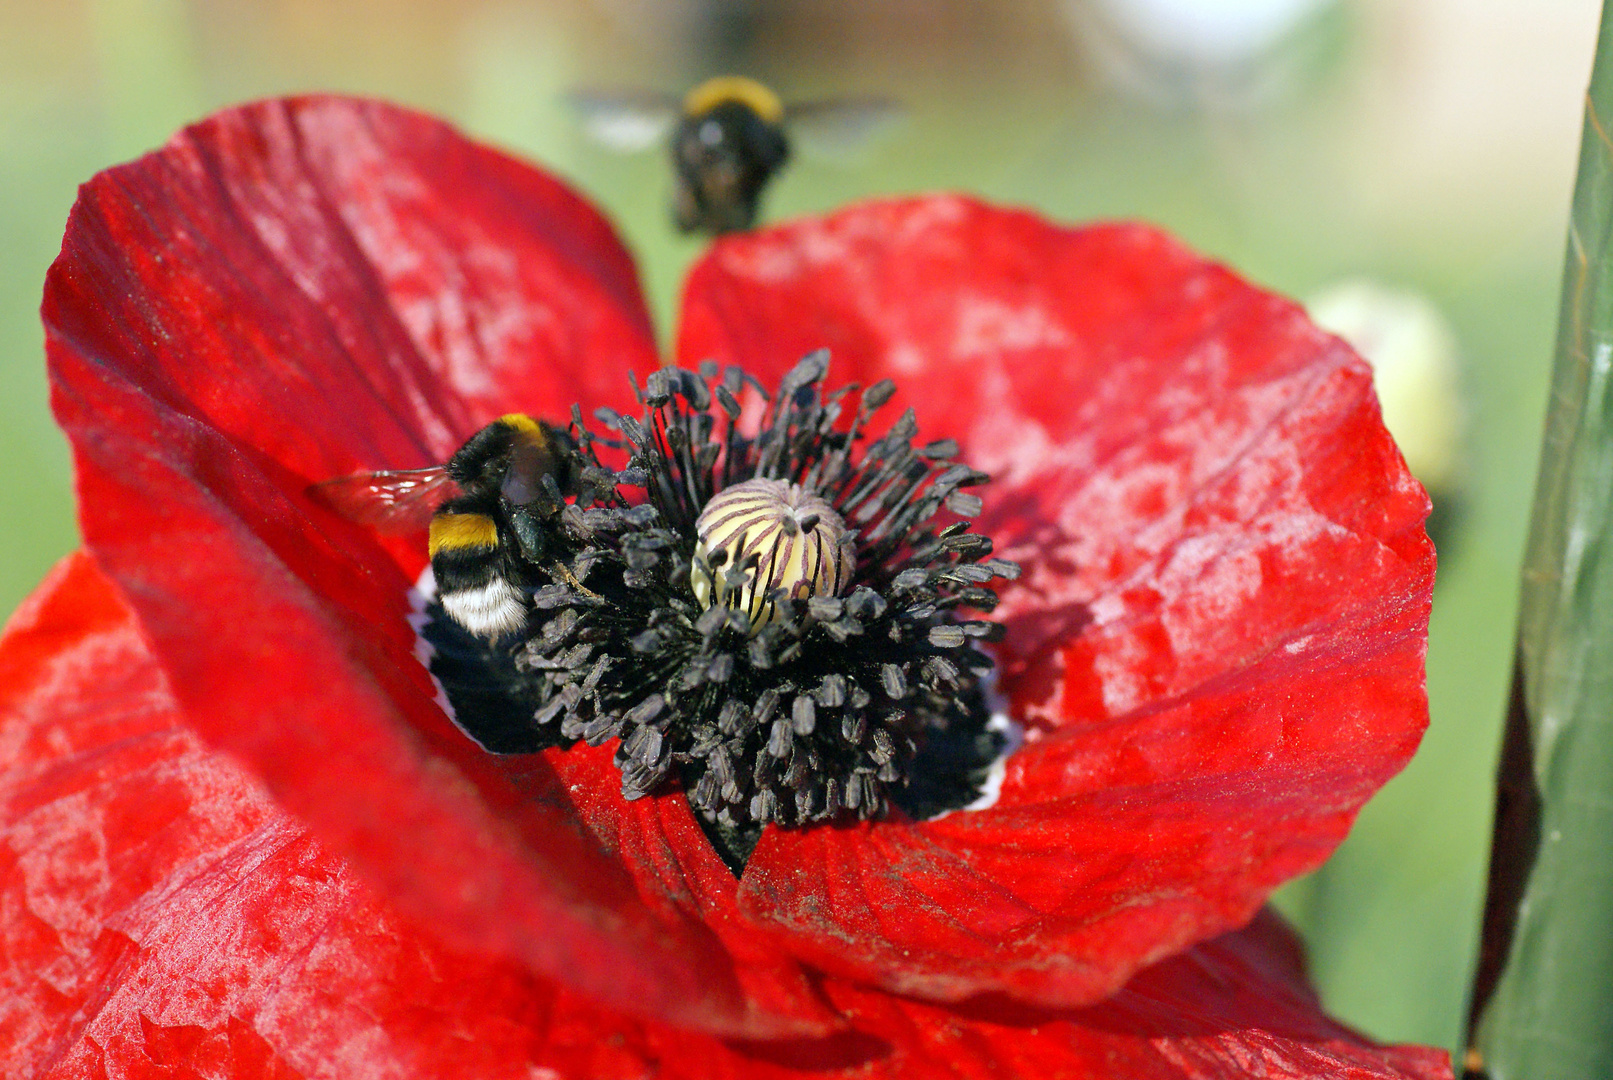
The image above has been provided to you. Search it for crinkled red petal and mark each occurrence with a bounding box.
[40,96,802,1035]
[679,198,1435,1005]
[1,555,1450,1078]
[541,741,842,1032]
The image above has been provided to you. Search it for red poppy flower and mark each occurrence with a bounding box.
[2,96,1448,1078]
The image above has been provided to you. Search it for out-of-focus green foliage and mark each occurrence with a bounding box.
[1470,5,1613,1076]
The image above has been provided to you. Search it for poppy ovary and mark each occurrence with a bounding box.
[689,477,856,630]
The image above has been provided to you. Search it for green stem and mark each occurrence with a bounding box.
[1468,5,1613,1077]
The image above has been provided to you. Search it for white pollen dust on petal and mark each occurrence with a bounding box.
[408,565,454,721]
[962,708,1024,814]
[928,669,1025,819]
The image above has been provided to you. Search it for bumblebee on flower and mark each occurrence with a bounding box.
[358,352,1020,869]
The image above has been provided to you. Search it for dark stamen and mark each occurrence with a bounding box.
[422,353,1017,874]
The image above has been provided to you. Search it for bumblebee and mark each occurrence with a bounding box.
[313,414,575,638]
[571,75,898,235]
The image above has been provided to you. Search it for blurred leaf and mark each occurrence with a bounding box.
[87,0,203,158]
[1469,5,1613,1078]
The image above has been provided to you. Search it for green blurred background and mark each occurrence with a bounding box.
[0,0,1598,1058]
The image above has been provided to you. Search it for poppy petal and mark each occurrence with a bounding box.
[526,739,844,1033]
[41,98,789,1033]
[0,560,1448,1078]
[679,198,1433,1005]
[796,909,1450,1080]
[0,552,653,1075]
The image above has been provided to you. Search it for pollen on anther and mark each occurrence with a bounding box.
[690,477,854,628]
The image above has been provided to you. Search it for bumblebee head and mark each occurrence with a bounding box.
[446,414,573,507]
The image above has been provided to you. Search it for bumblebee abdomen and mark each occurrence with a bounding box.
[429,509,528,638]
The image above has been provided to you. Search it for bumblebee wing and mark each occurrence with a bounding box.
[310,466,458,532]
[500,431,550,508]
[785,96,904,162]
[567,89,680,151]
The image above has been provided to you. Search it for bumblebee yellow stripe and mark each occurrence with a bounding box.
[498,413,542,435]
[429,512,499,556]
[683,76,784,124]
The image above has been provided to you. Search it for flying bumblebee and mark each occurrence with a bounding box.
[570,75,900,235]
[313,414,576,638]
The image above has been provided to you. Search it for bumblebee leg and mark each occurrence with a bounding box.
[506,505,549,564]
